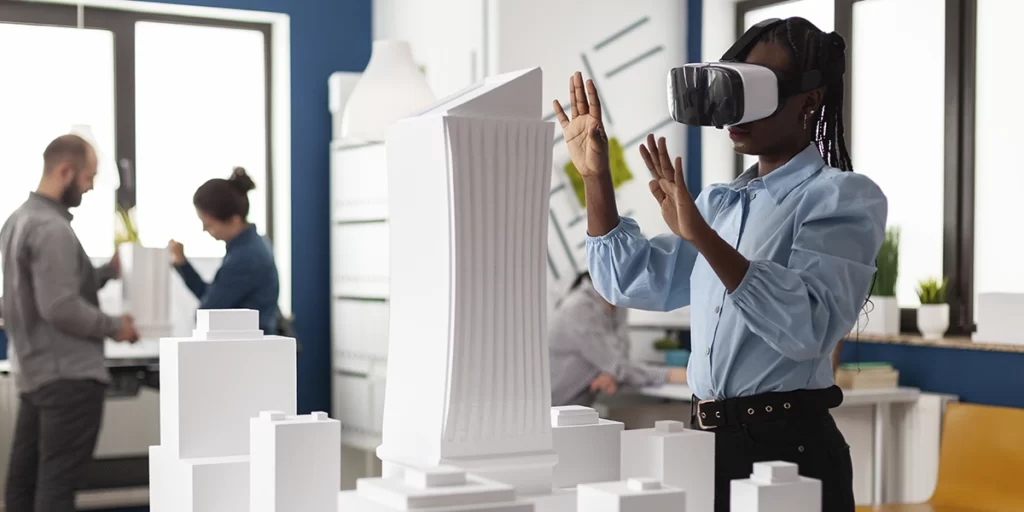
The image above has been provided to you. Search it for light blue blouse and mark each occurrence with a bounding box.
[586,145,887,400]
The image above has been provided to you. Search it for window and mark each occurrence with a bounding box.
[135,22,268,257]
[850,0,946,306]
[737,0,836,173]
[731,0,980,333]
[0,3,274,261]
[973,0,1023,318]
[0,23,116,257]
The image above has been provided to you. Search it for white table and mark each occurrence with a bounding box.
[639,384,921,505]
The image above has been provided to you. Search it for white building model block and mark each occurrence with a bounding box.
[376,66,557,494]
[150,309,299,512]
[160,309,296,459]
[338,465,534,511]
[118,242,171,339]
[577,477,685,512]
[550,406,623,488]
[620,421,715,512]
[250,411,341,512]
[730,461,821,512]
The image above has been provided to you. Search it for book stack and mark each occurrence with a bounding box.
[835,362,900,390]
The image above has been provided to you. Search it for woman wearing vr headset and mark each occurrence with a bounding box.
[552,17,884,512]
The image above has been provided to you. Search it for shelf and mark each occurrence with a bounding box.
[847,333,1024,354]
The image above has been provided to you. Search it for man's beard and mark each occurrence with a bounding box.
[61,181,84,208]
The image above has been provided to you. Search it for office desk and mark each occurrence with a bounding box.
[639,384,922,505]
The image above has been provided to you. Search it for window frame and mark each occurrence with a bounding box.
[0,1,276,244]
[735,0,977,335]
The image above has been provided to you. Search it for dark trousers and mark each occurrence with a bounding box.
[5,379,106,512]
[695,411,855,512]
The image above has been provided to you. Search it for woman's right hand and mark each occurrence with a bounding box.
[167,240,185,266]
[552,72,610,179]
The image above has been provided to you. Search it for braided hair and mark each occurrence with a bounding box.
[756,18,853,172]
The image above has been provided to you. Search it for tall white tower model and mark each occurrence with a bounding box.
[376,67,557,494]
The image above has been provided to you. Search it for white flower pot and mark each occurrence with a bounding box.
[860,295,900,335]
[917,304,950,340]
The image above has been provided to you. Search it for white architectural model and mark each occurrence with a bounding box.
[620,420,715,512]
[377,66,558,494]
[151,309,342,512]
[550,406,623,489]
[577,478,686,512]
[150,67,823,512]
[730,461,821,512]
[251,411,341,512]
[118,242,171,339]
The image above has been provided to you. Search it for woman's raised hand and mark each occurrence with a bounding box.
[552,72,609,179]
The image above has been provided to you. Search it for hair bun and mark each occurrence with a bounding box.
[228,166,256,193]
[829,31,847,51]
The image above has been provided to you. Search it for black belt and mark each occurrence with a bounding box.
[690,386,844,430]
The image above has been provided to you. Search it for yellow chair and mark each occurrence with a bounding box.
[857,402,1024,512]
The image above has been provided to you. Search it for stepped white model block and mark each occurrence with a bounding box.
[118,242,171,339]
[338,465,534,511]
[377,66,557,494]
[730,461,821,512]
[620,421,714,512]
[159,309,296,459]
[150,443,249,512]
[577,478,685,512]
[551,406,624,488]
[250,411,341,512]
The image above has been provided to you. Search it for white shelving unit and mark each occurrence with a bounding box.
[329,140,390,453]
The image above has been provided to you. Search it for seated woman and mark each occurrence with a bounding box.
[549,272,686,407]
[168,167,280,333]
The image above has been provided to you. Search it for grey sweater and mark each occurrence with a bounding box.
[549,283,670,407]
[0,193,119,392]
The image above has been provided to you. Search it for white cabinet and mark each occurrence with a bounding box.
[330,141,390,449]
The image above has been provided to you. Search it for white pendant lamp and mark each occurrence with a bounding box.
[340,40,436,142]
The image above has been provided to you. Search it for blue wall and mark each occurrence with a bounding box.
[839,341,1024,409]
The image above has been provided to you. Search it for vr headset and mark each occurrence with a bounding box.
[667,18,841,128]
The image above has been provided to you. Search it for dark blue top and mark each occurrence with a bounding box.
[175,224,280,333]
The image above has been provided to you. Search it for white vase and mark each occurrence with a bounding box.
[340,40,435,142]
[119,243,172,339]
[860,295,900,335]
[916,304,949,340]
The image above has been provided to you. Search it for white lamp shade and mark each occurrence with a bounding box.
[340,40,435,142]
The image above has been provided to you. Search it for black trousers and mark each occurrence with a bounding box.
[5,379,106,512]
[694,411,855,512]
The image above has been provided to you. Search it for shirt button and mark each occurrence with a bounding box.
[714,306,720,314]
[704,348,710,356]
[751,193,757,199]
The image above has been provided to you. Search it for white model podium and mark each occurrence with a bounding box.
[375,66,558,494]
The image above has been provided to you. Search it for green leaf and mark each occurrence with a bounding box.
[915,277,948,305]
[871,226,900,297]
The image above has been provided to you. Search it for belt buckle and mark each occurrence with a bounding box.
[696,399,718,430]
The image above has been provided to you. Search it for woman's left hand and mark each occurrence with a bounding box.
[639,134,708,243]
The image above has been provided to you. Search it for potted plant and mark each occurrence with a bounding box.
[652,336,689,368]
[916,277,949,340]
[863,227,900,335]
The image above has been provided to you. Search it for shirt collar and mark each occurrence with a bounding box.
[726,144,826,204]
[28,192,73,221]
[226,224,258,252]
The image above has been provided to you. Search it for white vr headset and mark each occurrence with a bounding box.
[667,18,844,128]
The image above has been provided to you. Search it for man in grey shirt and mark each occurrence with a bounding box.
[549,272,686,407]
[1,134,139,511]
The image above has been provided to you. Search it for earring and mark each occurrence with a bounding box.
[803,109,816,130]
